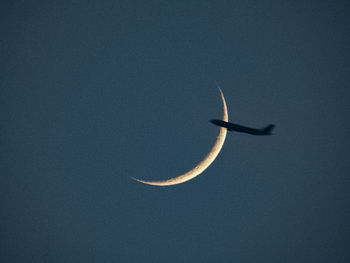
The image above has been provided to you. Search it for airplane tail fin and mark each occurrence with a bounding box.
[262,124,275,134]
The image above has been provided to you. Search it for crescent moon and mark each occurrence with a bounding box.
[131,88,228,186]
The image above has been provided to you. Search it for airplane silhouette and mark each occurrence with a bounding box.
[210,119,275,135]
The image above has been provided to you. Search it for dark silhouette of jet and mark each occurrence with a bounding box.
[210,119,275,135]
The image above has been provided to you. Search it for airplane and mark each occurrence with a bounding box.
[210,119,275,135]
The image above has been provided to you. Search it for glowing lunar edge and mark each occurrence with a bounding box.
[131,88,228,186]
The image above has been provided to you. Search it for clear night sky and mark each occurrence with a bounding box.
[1,1,350,262]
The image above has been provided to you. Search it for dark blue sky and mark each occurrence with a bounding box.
[1,1,350,262]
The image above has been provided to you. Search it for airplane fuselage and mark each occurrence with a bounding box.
[210,119,274,135]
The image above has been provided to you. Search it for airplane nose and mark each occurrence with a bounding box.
[210,119,220,125]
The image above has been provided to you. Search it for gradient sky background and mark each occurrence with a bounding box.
[1,1,350,262]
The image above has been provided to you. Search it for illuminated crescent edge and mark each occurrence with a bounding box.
[130,88,228,186]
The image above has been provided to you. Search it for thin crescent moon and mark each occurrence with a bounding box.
[131,88,228,186]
